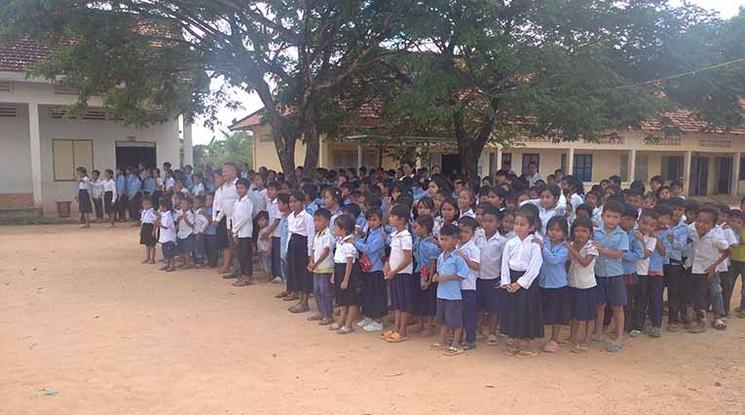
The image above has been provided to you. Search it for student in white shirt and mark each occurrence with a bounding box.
[102,169,118,227]
[139,197,158,264]
[308,208,335,325]
[213,163,240,276]
[457,189,476,219]
[476,205,506,345]
[520,184,565,236]
[331,214,361,334]
[500,210,544,358]
[75,167,93,228]
[90,169,105,222]
[456,216,480,350]
[383,204,414,343]
[688,207,730,333]
[191,174,206,197]
[566,217,599,352]
[157,199,177,272]
[261,182,283,282]
[232,178,255,287]
[287,191,316,313]
[176,197,197,269]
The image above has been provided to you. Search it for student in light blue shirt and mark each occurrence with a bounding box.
[620,203,643,332]
[354,207,388,331]
[539,216,570,353]
[432,223,469,355]
[115,168,128,221]
[662,197,689,329]
[126,170,143,221]
[592,201,629,352]
[412,214,442,336]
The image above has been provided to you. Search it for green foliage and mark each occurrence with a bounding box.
[195,130,253,168]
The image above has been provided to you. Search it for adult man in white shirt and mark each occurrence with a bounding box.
[213,163,240,277]
[525,161,544,187]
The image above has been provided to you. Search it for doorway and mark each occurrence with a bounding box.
[689,155,709,196]
[441,154,462,176]
[116,141,156,170]
[716,156,733,195]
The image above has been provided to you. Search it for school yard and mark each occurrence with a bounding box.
[1,225,744,414]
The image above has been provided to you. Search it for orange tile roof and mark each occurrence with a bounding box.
[640,109,745,135]
[0,38,48,72]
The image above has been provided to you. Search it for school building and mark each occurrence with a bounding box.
[0,40,193,217]
[232,102,745,198]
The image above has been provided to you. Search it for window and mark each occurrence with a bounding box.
[560,154,567,173]
[501,152,512,171]
[573,154,593,182]
[619,153,629,181]
[661,155,683,182]
[53,139,93,181]
[331,150,376,169]
[521,153,540,175]
[488,151,496,177]
[740,156,745,181]
[634,154,649,182]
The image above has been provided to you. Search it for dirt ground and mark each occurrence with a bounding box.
[1,225,745,414]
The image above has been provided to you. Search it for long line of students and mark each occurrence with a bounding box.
[137,164,744,357]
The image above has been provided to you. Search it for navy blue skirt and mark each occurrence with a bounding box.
[78,189,93,213]
[140,223,156,246]
[542,286,571,325]
[477,278,502,314]
[390,273,416,313]
[334,262,361,306]
[500,270,544,339]
[570,285,601,321]
[414,271,437,317]
[361,270,388,318]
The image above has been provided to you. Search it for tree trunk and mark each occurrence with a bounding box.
[453,110,495,178]
[302,99,320,171]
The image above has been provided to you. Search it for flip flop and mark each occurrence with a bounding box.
[607,343,624,353]
[504,348,519,357]
[429,342,445,351]
[515,350,538,358]
[442,346,465,356]
[337,326,354,335]
[380,330,395,340]
[542,341,559,353]
[289,304,309,313]
[385,332,408,343]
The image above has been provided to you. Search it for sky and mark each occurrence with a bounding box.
[191,0,745,145]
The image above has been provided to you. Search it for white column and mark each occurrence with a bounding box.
[732,153,741,195]
[28,103,42,208]
[628,149,636,183]
[683,151,692,196]
[357,143,363,168]
[567,148,575,175]
[496,147,503,171]
[318,139,325,168]
[182,120,193,166]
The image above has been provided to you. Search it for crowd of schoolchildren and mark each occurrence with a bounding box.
[77,159,745,357]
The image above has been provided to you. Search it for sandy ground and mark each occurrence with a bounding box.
[1,225,745,414]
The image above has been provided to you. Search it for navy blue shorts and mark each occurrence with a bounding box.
[178,235,193,254]
[436,299,463,329]
[161,241,176,259]
[597,276,627,307]
[476,278,501,314]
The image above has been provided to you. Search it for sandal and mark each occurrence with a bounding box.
[713,318,727,330]
[515,350,538,358]
[274,291,289,299]
[329,322,343,330]
[542,340,559,353]
[307,313,323,321]
[607,343,624,353]
[289,304,309,313]
[337,326,354,334]
[283,294,299,302]
[429,342,445,351]
[385,332,409,343]
[504,348,519,357]
[380,330,395,340]
[442,346,465,356]
[570,344,590,353]
[487,334,499,346]
[318,318,334,326]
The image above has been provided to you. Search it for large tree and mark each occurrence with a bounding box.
[0,0,412,175]
[382,0,745,176]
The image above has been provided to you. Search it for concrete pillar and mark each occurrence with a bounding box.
[318,139,325,169]
[683,151,692,196]
[183,120,193,167]
[567,148,575,176]
[628,149,636,183]
[732,153,741,195]
[357,143,363,168]
[496,147,503,171]
[28,103,42,208]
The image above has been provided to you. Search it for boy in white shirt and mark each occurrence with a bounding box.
[308,208,335,325]
[232,178,255,287]
[456,216,481,350]
[688,207,730,333]
[157,200,177,272]
[383,204,414,343]
[175,198,196,269]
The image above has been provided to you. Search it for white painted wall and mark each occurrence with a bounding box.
[37,105,179,214]
[0,104,32,193]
